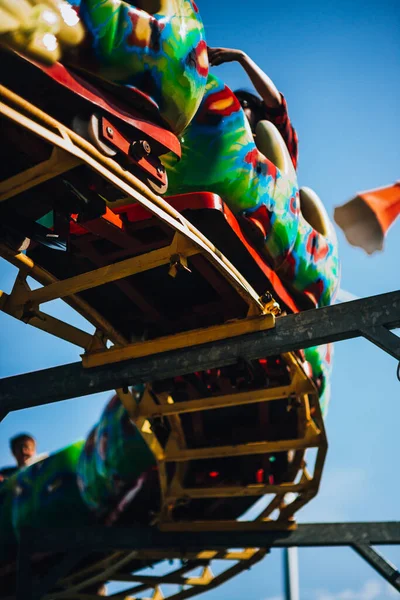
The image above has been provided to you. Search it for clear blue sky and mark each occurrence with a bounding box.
[1,0,399,597]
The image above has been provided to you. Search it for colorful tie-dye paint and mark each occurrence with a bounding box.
[163,74,340,309]
[0,396,155,561]
[162,74,339,419]
[77,393,156,517]
[304,344,333,418]
[68,0,208,134]
[0,442,91,561]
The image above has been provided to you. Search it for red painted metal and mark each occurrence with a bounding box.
[101,118,131,156]
[115,192,225,222]
[70,207,123,236]
[17,52,181,158]
[101,117,167,184]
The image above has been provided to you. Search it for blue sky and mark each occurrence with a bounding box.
[1,0,400,597]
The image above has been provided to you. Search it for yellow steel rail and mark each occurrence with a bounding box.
[0,84,283,371]
[0,84,265,315]
[16,236,199,307]
[134,380,312,418]
[53,353,324,599]
[0,243,128,350]
[0,82,327,598]
[49,546,268,600]
[163,428,321,462]
[0,147,81,203]
[116,352,327,530]
[83,313,275,368]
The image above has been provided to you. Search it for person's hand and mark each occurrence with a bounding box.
[0,0,85,64]
[207,46,245,67]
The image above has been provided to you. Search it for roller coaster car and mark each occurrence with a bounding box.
[0,49,329,600]
[0,49,326,531]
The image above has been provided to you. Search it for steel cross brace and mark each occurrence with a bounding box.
[0,291,399,421]
[15,522,400,599]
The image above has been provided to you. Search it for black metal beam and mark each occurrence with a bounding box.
[1,291,399,419]
[352,543,400,591]
[360,326,400,360]
[16,523,400,598]
[21,522,400,554]
[31,549,89,600]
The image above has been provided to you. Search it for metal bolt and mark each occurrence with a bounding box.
[141,140,151,155]
[130,140,152,160]
[106,126,114,138]
[261,291,273,303]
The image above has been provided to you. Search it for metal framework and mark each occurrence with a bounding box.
[1,76,400,600]
[116,351,327,528]
[13,522,400,600]
[0,82,267,316]
[1,290,399,420]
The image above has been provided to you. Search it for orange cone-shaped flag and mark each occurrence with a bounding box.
[334,182,400,254]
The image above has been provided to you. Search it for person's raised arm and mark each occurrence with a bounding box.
[207,47,281,109]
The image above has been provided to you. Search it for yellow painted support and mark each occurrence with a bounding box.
[0,84,266,314]
[130,549,261,562]
[0,243,128,347]
[0,283,94,349]
[21,241,199,307]
[165,482,308,500]
[159,520,297,533]
[0,83,329,539]
[0,147,81,203]
[115,353,326,529]
[137,379,314,418]
[164,428,321,463]
[8,300,93,348]
[117,566,214,587]
[83,314,275,368]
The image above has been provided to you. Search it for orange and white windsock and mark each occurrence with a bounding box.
[334,182,400,254]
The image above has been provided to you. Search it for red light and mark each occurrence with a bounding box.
[256,469,264,483]
[209,471,219,478]
[269,475,275,484]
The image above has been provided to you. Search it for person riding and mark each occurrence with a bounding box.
[207,45,333,272]
[10,433,37,468]
[0,434,37,481]
[207,46,298,170]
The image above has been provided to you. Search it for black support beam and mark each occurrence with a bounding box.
[21,522,400,554]
[1,291,399,419]
[352,543,400,591]
[16,522,400,599]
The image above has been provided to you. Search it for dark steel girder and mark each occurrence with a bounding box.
[20,521,400,553]
[15,522,400,599]
[1,291,399,420]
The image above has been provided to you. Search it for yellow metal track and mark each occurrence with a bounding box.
[0,81,327,599]
[0,88,327,529]
[0,83,281,366]
[0,84,265,315]
[117,352,327,530]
